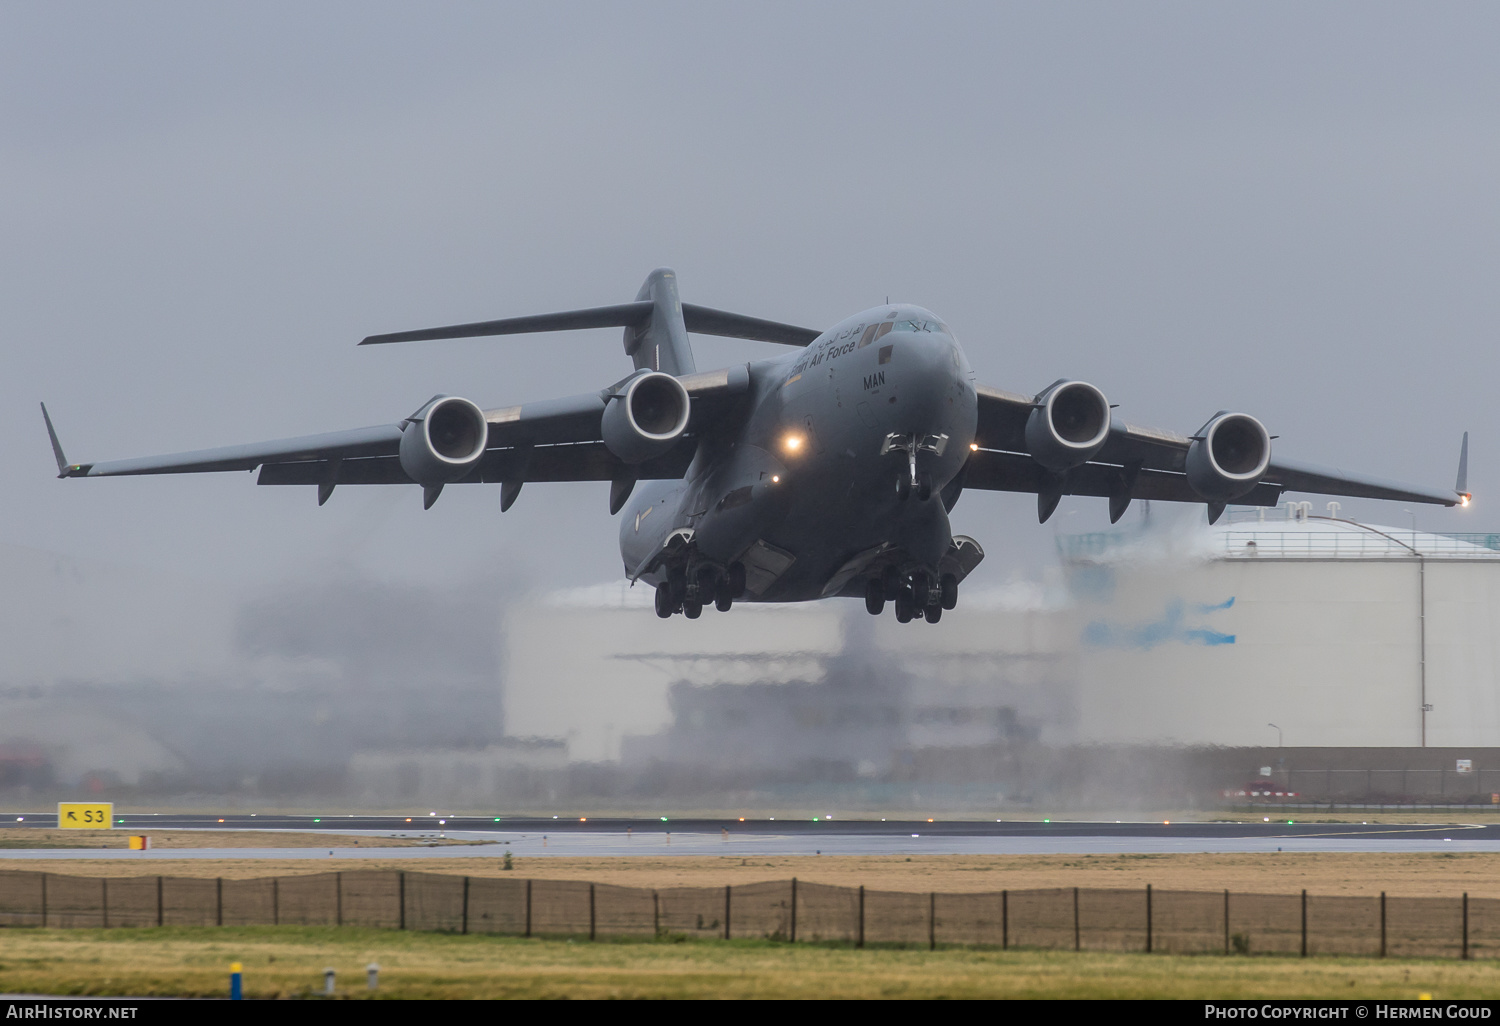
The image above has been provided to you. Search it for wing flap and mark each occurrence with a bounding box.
[255,440,696,488]
[1265,458,1459,506]
[484,392,608,446]
[963,449,1283,506]
[78,424,404,478]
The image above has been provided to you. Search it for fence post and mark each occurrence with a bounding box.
[336,872,343,927]
[524,878,532,938]
[1145,884,1152,954]
[461,876,469,935]
[724,884,731,941]
[790,878,797,944]
[1074,886,1080,952]
[216,878,223,928]
[101,878,108,930]
[1463,893,1469,960]
[1223,889,1229,955]
[399,871,406,931]
[157,876,164,928]
[1380,892,1386,958]
[929,891,936,951]
[858,886,865,949]
[1002,889,1008,950]
[1300,889,1307,958]
[589,883,596,941]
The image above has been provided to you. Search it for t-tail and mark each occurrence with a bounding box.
[358,268,819,374]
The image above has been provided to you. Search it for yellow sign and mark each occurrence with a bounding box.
[57,802,113,829]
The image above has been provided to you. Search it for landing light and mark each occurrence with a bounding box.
[771,475,780,483]
[970,443,979,451]
[1461,494,1472,507]
[783,434,804,453]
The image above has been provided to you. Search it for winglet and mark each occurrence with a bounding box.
[1456,431,1471,506]
[40,403,87,478]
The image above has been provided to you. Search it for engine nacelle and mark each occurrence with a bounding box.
[1186,412,1271,501]
[1024,380,1112,471]
[398,396,488,485]
[602,371,690,464]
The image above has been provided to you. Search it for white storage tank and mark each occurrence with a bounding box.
[1063,503,1500,748]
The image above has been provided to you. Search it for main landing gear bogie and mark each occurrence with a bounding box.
[655,561,747,619]
[867,570,958,623]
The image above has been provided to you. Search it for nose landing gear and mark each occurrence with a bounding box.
[882,432,948,502]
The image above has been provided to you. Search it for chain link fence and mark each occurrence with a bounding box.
[0,870,1492,958]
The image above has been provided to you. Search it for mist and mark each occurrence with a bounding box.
[4,4,1497,810]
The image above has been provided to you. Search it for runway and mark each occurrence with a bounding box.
[7,814,1500,857]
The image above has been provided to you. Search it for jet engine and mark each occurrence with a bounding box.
[602,371,691,464]
[1186,412,1271,500]
[398,396,489,484]
[1024,380,1112,471]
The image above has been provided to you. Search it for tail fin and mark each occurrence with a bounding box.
[625,268,694,375]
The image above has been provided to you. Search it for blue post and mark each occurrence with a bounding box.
[230,962,243,1000]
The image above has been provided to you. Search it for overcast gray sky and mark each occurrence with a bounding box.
[6,1,1498,595]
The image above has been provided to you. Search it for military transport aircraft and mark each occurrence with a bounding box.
[42,269,1471,623]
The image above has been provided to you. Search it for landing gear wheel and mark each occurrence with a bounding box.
[923,604,942,624]
[895,474,911,501]
[668,566,688,604]
[917,476,932,502]
[864,579,886,616]
[894,587,915,623]
[727,562,747,599]
[910,572,931,609]
[715,589,733,613]
[654,583,674,619]
[696,567,717,602]
[882,565,902,601]
[940,573,959,611]
[683,600,703,619]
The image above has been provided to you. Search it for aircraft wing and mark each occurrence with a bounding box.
[969,385,1464,512]
[43,365,752,494]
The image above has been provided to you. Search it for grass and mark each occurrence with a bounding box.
[1,926,1498,999]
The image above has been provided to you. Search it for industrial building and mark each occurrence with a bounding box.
[1064,504,1500,748]
[499,503,1500,804]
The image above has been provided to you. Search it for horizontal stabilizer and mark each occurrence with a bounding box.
[680,304,819,346]
[361,303,820,347]
[361,303,654,346]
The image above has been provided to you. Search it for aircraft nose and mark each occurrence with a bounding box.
[902,335,965,400]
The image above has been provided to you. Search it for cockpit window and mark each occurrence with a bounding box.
[859,320,896,348]
[892,318,950,335]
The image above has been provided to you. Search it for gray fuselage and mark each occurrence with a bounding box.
[620,305,978,601]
